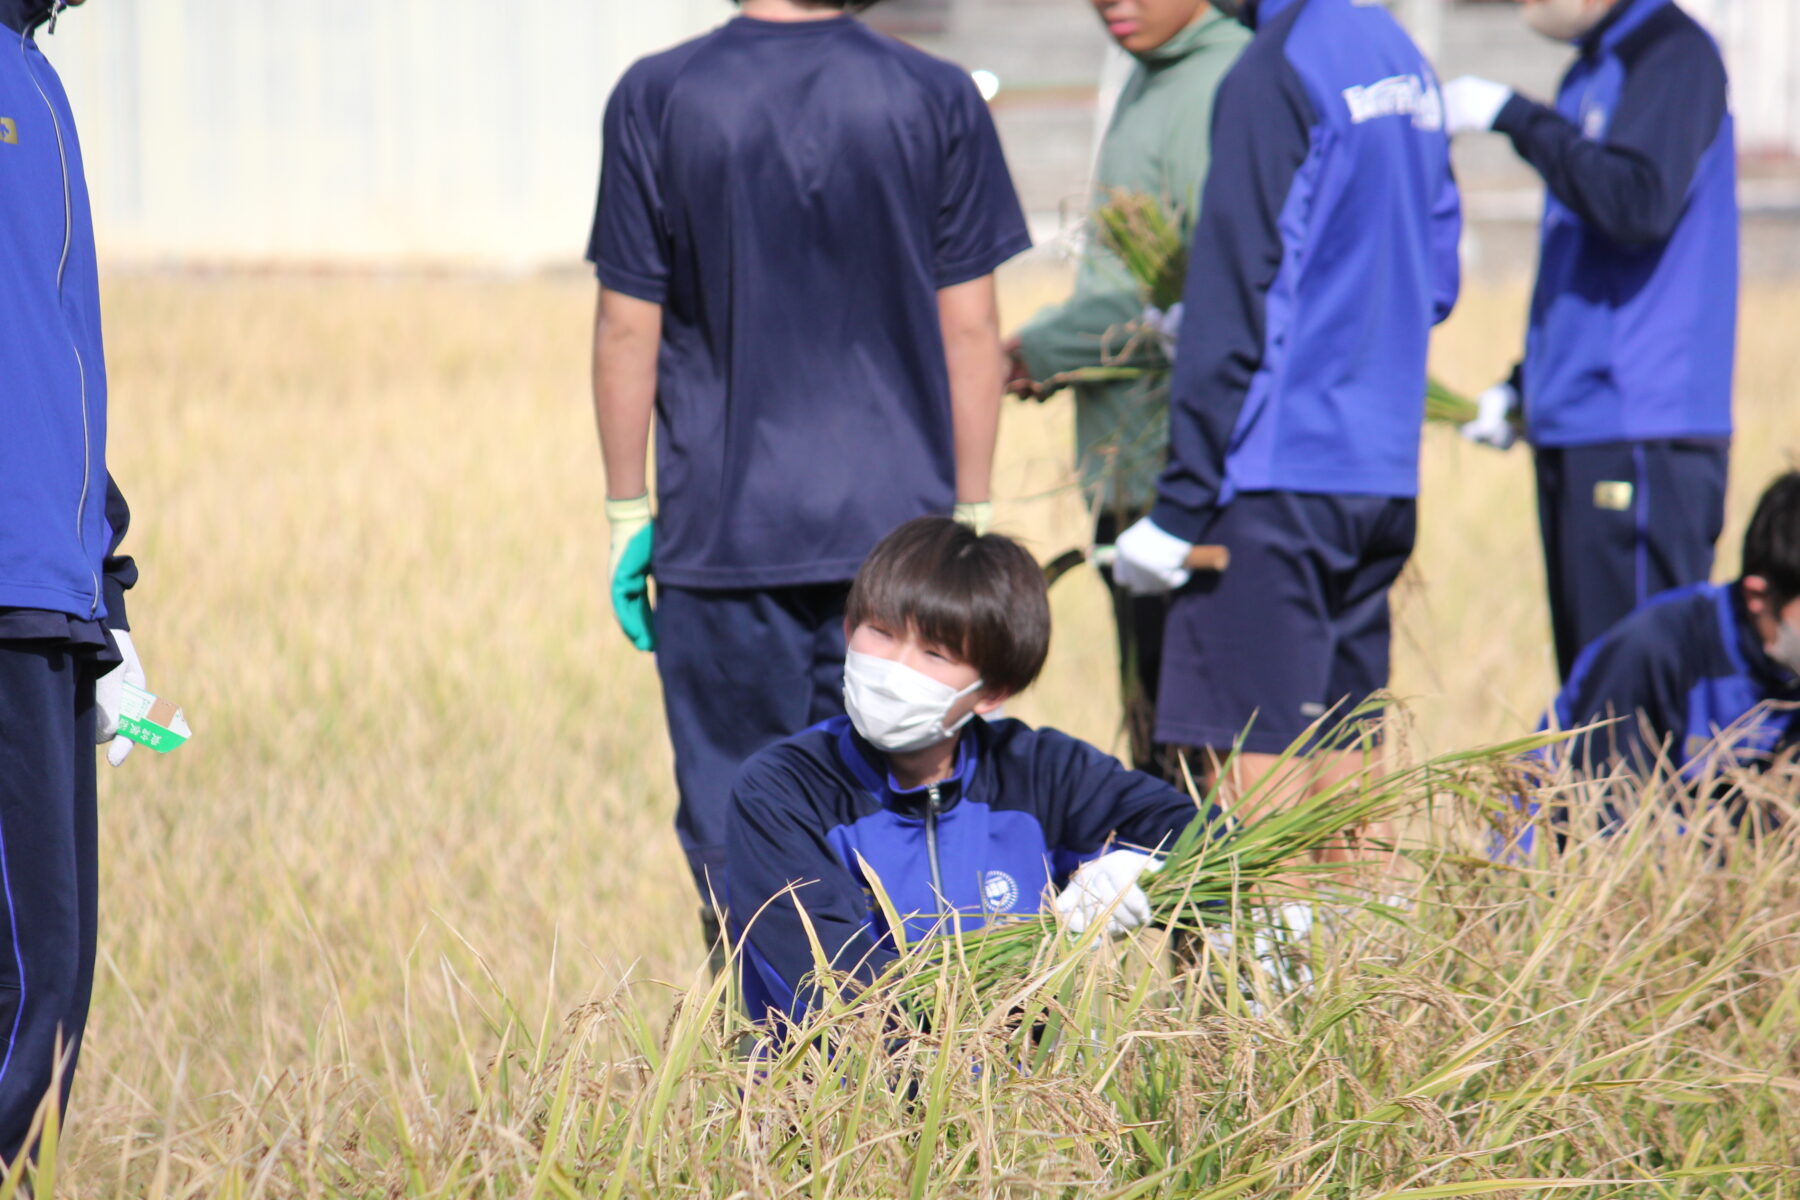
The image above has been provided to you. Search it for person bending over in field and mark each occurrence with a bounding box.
[587,0,1030,965]
[727,518,1226,1025]
[1517,471,1800,847]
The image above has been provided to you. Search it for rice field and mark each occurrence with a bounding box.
[40,268,1800,1197]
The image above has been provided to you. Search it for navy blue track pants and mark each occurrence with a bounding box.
[655,583,850,905]
[1535,439,1729,682]
[0,643,99,1165]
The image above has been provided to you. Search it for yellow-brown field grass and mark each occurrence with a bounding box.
[46,268,1797,1196]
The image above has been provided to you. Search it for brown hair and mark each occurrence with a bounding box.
[846,517,1051,696]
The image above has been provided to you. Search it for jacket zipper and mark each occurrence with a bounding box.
[924,784,947,912]
[20,16,99,615]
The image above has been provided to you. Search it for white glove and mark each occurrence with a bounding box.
[94,627,145,768]
[1460,382,1521,451]
[1442,76,1513,136]
[1141,301,1184,365]
[1111,517,1193,596]
[1055,849,1162,937]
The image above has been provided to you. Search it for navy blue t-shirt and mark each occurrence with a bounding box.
[588,16,1032,589]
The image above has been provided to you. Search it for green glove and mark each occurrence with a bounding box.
[606,494,657,652]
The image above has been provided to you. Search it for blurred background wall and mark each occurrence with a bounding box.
[43,0,1799,272]
[50,0,733,266]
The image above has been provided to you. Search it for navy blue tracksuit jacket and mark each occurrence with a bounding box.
[727,716,1220,1023]
[1552,583,1799,787]
[1496,0,1736,447]
[1151,0,1460,541]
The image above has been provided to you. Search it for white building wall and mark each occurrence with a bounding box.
[1683,0,1800,157]
[47,0,732,266]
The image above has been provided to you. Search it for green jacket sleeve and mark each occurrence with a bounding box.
[1014,267,1149,385]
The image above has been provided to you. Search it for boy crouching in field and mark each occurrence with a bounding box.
[1496,471,1800,860]
[1536,471,1800,829]
[726,518,1226,1024]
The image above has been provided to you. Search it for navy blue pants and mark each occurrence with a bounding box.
[0,644,99,1165]
[1535,439,1729,682]
[656,583,850,904]
[1155,492,1416,755]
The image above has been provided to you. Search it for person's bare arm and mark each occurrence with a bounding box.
[591,286,664,500]
[938,274,1003,505]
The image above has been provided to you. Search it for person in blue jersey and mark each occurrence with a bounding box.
[0,0,155,1164]
[586,0,1032,957]
[728,519,1225,1024]
[1106,0,1461,833]
[1535,472,1800,831]
[1443,0,1737,683]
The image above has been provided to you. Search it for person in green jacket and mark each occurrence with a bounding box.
[1005,0,1247,776]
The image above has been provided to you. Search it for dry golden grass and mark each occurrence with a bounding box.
[64,267,1798,1194]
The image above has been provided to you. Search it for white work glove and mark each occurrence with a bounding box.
[1140,301,1184,365]
[1055,849,1162,937]
[1460,381,1521,451]
[94,627,145,768]
[953,500,993,536]
[1111,517,1193,596]
[1442,76,1513,136]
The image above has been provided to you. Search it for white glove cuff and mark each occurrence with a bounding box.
[604,493,652,525]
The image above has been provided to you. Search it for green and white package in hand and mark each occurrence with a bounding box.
[115,681,192,754]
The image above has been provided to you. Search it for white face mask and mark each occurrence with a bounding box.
[1521,0,1610,42]
[1770,619,1800,677]
[843,650,984,754]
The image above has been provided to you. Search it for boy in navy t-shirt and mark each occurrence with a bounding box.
[586,0,1032,952]
[728,518,1224,1024]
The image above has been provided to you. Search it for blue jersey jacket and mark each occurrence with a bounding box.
[1496,0,1736,447]
[1551,583,1799,785]
[0,1,133,628]
[726,715,1220,1023]
[1151,0,1460,540]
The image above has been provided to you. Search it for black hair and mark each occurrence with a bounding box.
[846,517,1051,696]
[1743,470,1800,602]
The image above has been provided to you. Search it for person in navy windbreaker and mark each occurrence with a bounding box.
[728,519,1223,1024]
[1107,0,1460,814]
[1444,0,1737,683]
[0,0,153,1164]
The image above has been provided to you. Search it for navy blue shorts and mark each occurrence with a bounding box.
[1153,492,1416,755]
[655,583,849,905]
[1535,439,1729,682]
